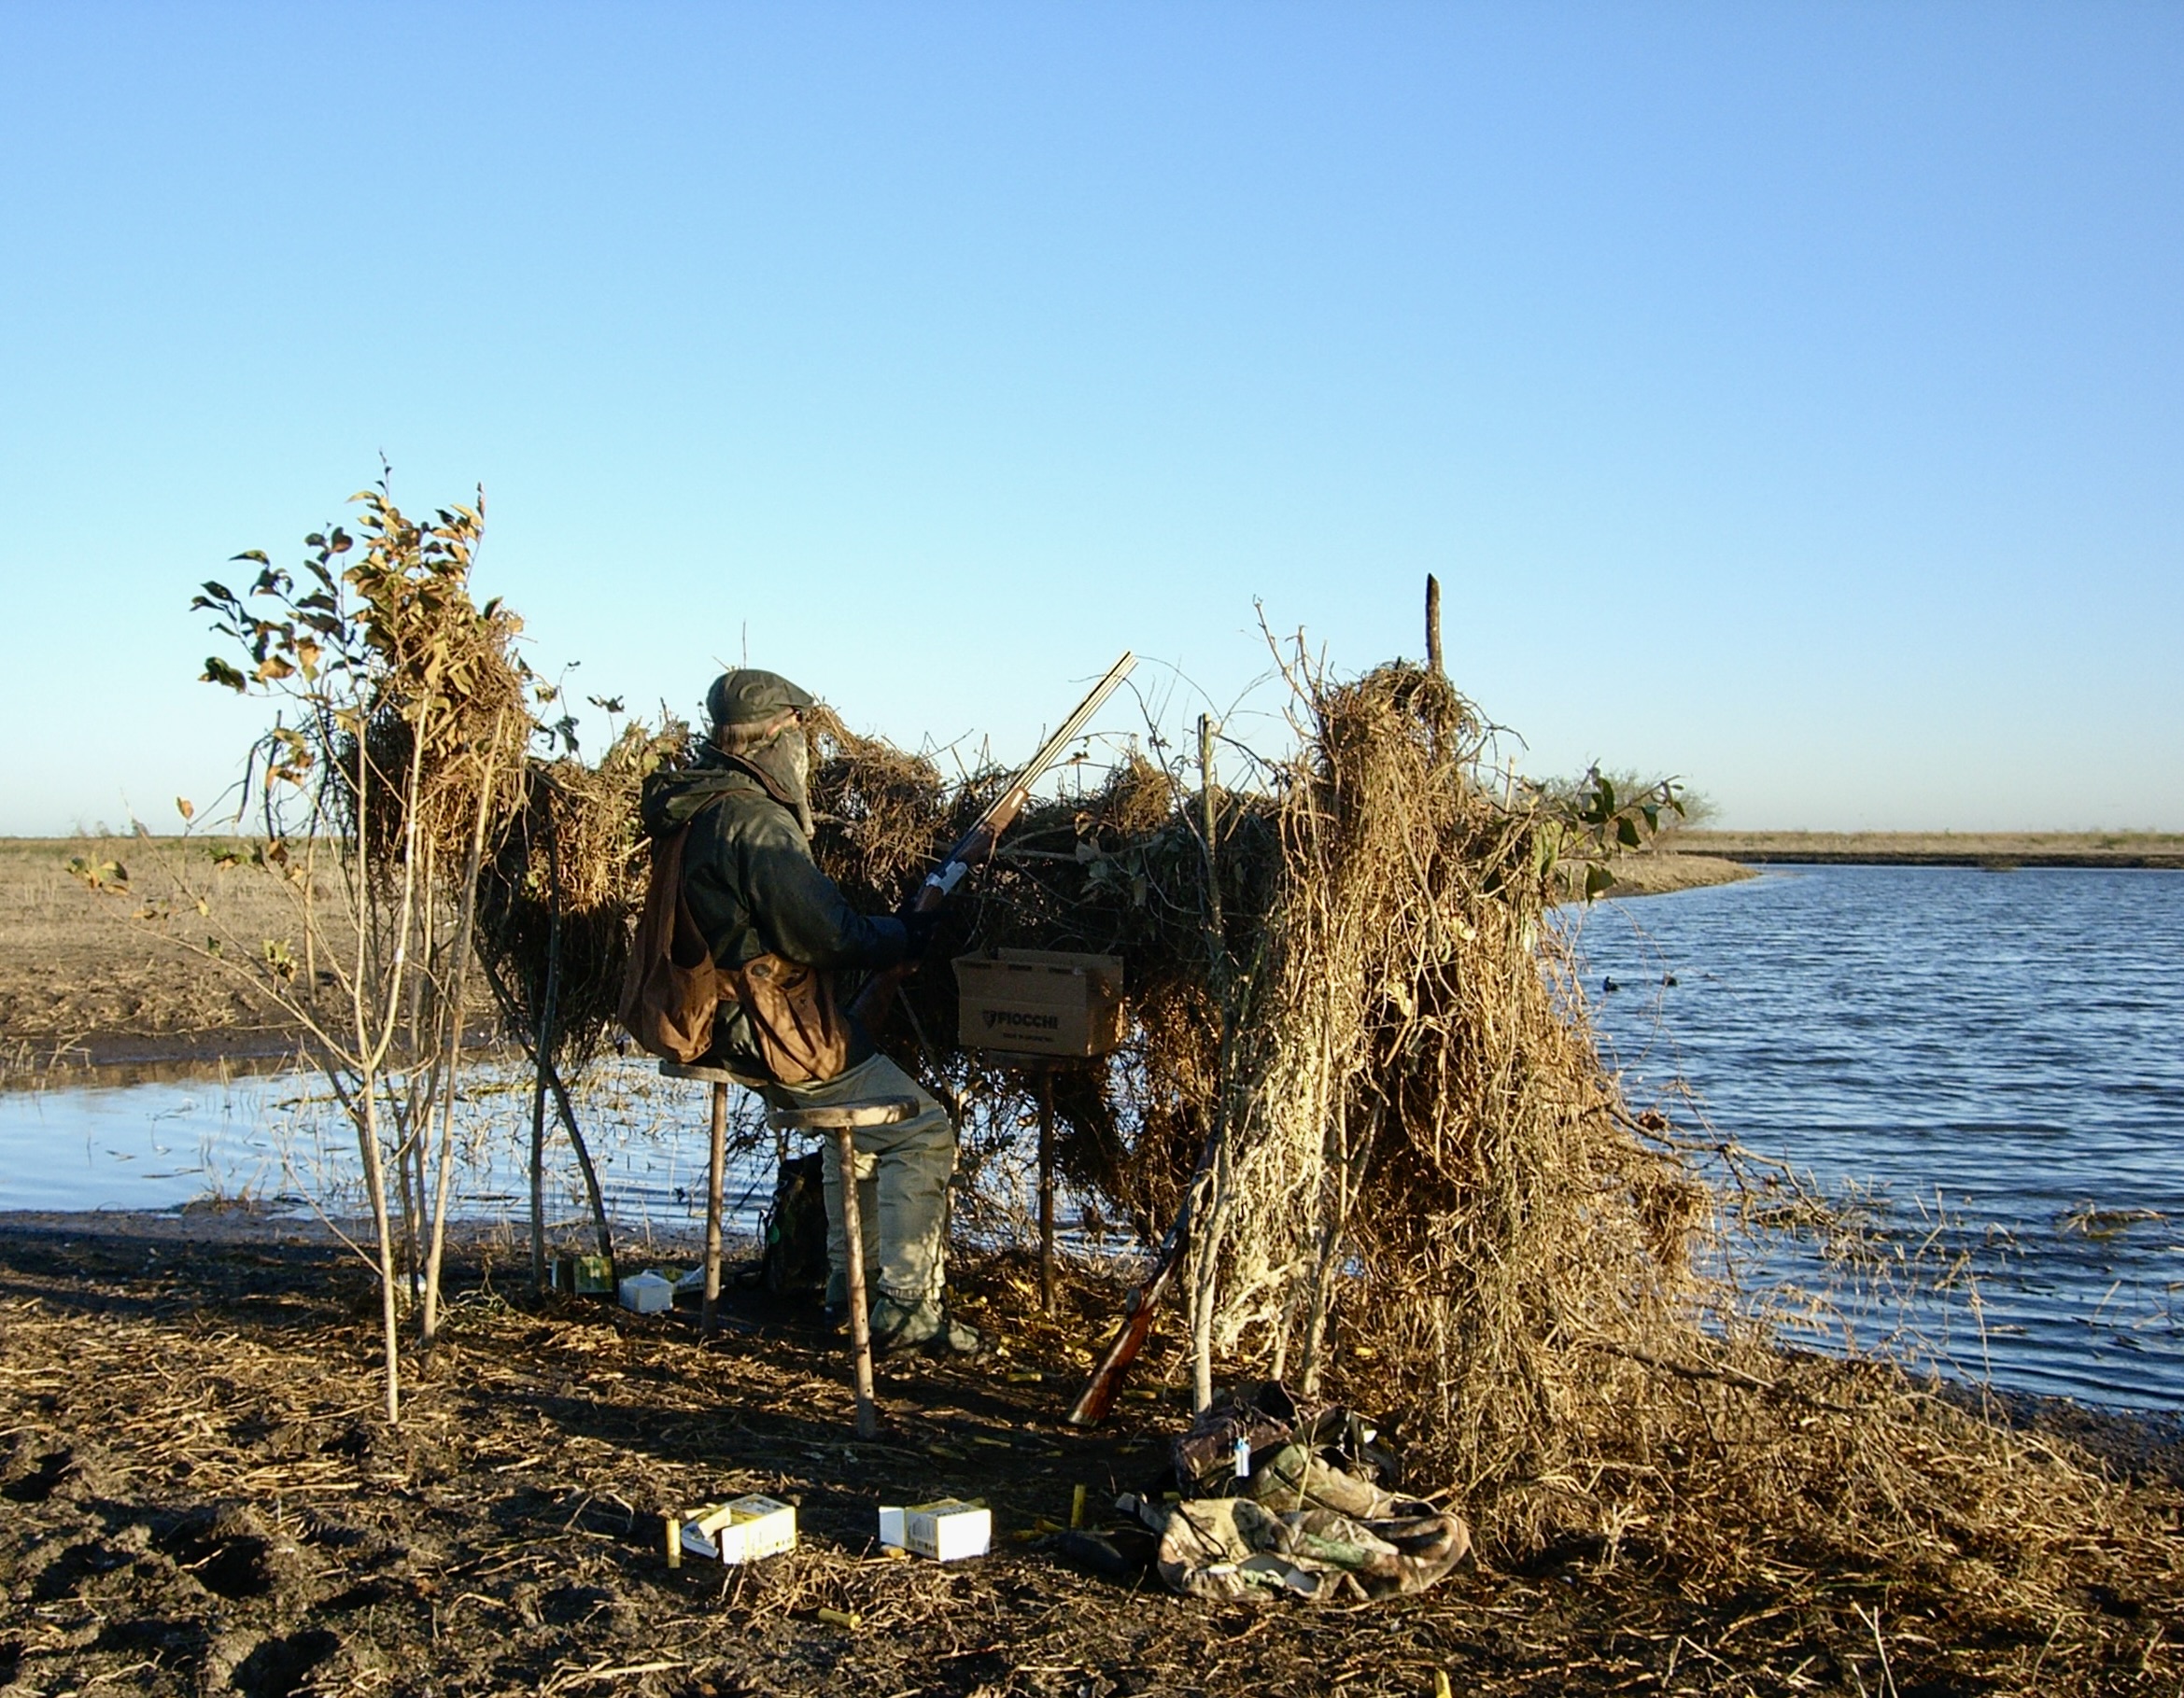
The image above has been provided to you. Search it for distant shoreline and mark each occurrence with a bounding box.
[1590,852,1755,898]
[1581,830,2184,904]
[1669,831,2184,870]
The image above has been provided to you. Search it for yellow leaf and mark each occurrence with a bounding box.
[176,796,194,821]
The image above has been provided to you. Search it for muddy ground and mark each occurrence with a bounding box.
[5,1215,2180,1698]
[7,836,2181,1694]
[0,837,324,1073]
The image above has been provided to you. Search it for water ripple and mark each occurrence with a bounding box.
[1573,864,2184,1410]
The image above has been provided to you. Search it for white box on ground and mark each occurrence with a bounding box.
[879,1499,992,1562]
[619,1271,674,1313]
[678,1495,797,1565]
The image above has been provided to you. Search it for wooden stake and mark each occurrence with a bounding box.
[528,791,565,1298]
[701,1080,727,1334]
[1036,1066,1057,1314]
[1191,713,1227,1416]
[1426,572,1444,678]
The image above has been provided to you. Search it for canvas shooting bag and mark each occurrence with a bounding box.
[617,801,852,1085]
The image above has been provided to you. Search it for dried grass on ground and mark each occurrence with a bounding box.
[1577,850,1754,897]
[1673,830,2184,866]
[3,1223,2177,1696]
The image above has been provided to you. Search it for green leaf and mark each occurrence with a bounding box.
[1616,816,1642,849]
[201,656,249,693]
[261,938,298,983]
[65,854,126,891]
[1585,863,1615,902]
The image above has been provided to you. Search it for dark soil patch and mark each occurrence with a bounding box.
[230,1628,343,1698]
[2,1215,2177,1696]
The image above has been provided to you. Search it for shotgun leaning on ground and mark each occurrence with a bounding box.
[845,651,1138,1031]
[1065,1119,1223,1426]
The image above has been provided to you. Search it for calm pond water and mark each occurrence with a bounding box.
[0,1060,786,1243]
[1573,864,2184,1411]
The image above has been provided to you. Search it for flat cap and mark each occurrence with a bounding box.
[706,668,815,728]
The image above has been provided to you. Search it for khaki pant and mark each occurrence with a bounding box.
[763,1052,955,1306]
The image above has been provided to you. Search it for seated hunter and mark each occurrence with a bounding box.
[639,667,980,1357]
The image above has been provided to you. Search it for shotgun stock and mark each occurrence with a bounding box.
[1066,1209,1188,1427]
[1066,1116,1223,1426]
[848,652,1135,1029]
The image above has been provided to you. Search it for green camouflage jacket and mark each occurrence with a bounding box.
[640,749,909,1074]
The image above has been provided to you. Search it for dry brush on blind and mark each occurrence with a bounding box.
[798,652,2182,1673]
[810,657,1709,1529]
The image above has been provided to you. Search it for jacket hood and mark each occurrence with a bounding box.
[640,752,765,837]
[641,745,809,837]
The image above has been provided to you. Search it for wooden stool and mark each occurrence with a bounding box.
[657,1059,768,1335]
[763,1097,919,1440]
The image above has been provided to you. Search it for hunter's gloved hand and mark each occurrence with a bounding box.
[900,908,942,961]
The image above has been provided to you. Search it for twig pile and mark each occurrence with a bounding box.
[475,720,690,1079]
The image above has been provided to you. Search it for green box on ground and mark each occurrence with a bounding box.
[549,1254,613,1296]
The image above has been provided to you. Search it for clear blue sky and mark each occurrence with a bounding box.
[3,4,2178,834]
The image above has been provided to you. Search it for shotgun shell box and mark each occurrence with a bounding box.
[675,1496,797,1565]
[550,1254,613,1295]
[879,1499,992,1562]
[952,949,1125,1059]
[619,1271,674,1313]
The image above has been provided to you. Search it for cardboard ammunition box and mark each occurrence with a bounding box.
[952,949,1125,1058]
[550,1254,613,1296]
[672,1495,797,1566]
[879,1498,992,1563]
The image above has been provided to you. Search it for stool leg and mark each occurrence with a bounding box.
[702,1081,726,1334]
[836,1124,878,1438]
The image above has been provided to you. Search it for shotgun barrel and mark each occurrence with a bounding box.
[912,651,1138,910]
[847,652,1136,1026]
